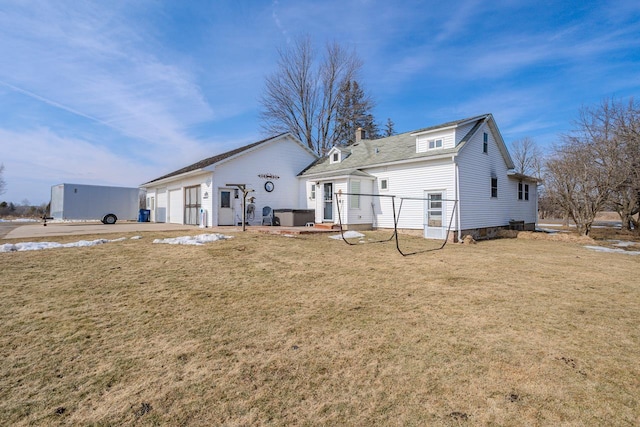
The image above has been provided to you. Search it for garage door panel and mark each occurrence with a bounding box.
[169,189,183,224]
[156,190,167,223]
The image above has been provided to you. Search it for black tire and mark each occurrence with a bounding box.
[102,214,117,224]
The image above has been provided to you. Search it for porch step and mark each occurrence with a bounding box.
[313,223,341,230]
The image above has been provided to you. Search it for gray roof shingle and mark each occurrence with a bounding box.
[299,114,494,177]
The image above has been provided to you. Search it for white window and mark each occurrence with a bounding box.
[380,178,388,191]
[310,184,316,200]
[428,139,443,149]
[350,180,360,209]
[518,182,530,201]
[518,182,523,200]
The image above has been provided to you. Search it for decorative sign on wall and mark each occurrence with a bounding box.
[258,173,280,180]
[203,192,209,199]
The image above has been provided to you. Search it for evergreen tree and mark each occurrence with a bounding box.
[334,80,378,145]
[384,118,396,137]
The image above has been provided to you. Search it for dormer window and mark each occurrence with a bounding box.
[329,147,348,164]
[428,139,443,150]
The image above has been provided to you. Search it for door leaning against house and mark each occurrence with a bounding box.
[218,188,234,225]
[185,185,201,226]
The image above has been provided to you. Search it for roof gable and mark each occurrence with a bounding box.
[299,114,515,177]
[144,133,315,185]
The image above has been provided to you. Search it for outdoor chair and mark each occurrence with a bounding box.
[262,206,273,226]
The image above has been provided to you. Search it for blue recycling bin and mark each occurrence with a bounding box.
[138,209,151,222]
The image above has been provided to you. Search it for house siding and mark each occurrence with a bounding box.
[416,129,455,152]
[456,122,536,230]
[455,121,476,145]
[366,159,456,230]
[346,178,374,226]
[506,178,538,225]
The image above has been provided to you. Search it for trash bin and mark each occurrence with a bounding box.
[138,209,151,222]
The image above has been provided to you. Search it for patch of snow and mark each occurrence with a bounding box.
[0,235,142,253]
[131,236,143,240]
[536,227,563,233]
[0,218,40,223]
[329,231,365,240]
[584,245,640,255]
[152,233,233,246]
[607,240,638,248]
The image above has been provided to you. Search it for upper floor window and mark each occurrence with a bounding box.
[428,139,443,150]
[483,133,488,154]
[491,177,498,198]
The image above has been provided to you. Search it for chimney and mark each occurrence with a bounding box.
[355,127,365,143]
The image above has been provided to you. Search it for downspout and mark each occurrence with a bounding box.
[535,181,538,230]
[455,160,462,242]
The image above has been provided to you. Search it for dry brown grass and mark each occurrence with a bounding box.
[1,229,639,426]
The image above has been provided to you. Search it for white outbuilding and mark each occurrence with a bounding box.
[142,133,317,227]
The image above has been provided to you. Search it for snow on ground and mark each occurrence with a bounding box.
[152,233,233,245]
[329,231,365,240]
[0,236,143,253]
[584,245,640,255]
[608,240,639,248]
[0,218,40,223]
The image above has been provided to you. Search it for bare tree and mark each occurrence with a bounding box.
[260,36,366,155]
[510,137,543,178]
[0,163,6,196]
[545,100,626,236]
[545,142,611,235]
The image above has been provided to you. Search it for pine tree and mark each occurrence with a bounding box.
[384,118,396,137]
[334,80,378,145]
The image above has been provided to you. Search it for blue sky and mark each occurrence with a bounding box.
[1,0,639,204]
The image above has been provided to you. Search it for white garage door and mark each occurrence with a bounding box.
[169,189,183,224]
[156,190,167,223]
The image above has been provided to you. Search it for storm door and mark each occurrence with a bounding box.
[323,183,333,221]
[184,185,201,226]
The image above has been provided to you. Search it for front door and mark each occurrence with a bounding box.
[424,191,446,239]
[323,183,333,221]
[218,189,234,225]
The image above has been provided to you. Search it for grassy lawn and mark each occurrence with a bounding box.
[1,230,638,425]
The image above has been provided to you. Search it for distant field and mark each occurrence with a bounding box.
[1,229,638,425]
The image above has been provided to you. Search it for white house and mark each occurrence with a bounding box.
[298,114,538,240]
[142,133,318,227]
